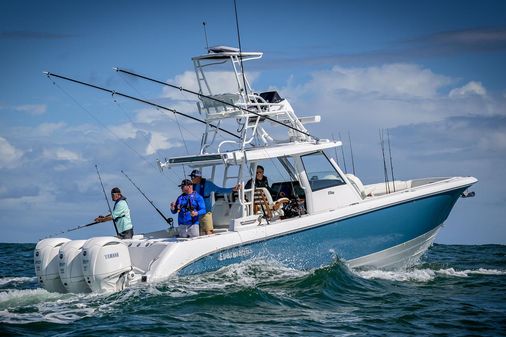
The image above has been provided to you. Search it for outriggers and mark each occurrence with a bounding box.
[35,46,477,293]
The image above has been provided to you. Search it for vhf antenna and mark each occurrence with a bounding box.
[203,21,209,52]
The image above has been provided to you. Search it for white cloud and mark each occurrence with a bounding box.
[14,104,47,115]
[449,81,487,98]
[477,128,506,152]
[0,136,23,168]
[145,131,180,155]
[277,63,506,136]
[136,107,165,124]
[292,64,451,99]
[162,70,259,100]
[42,147,82,161]
[108,122,138,140]
[35,122,66,136]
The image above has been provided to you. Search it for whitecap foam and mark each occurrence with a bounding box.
[0,288,110,324]
[353,267,506,282]
[354,269,436,282]
[0,277,37,287]
[435,267,506,277]
[153,258,310,296]
[0,288,63,309]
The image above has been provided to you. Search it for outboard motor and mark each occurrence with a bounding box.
[58,240,91,293]
[81,237,133,292]
[34,238,70,293]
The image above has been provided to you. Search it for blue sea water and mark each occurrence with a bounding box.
[1,243,505,336]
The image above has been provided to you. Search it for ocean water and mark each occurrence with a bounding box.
[1,243,505,336]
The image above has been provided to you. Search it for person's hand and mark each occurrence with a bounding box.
[190,210,198,217]
[95,215,105,222]
[233,184,241,192]
[170,202,176,210]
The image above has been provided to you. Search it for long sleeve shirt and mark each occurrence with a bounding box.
[193,179,233,212]
[111,198,133,233]
[171,192,206,226]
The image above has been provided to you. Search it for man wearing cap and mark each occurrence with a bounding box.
[170,179,206,238]
[189,169,240,235]
[95,187,134,239]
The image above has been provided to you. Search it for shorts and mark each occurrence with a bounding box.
[178,224,199,238]
[118,228,134,239]
[199,212,214,233]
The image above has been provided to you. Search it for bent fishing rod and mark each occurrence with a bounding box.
[96,164,119,235]
[46,220,101,238]
[43,71,240,140]
[114,68,319,141]
[121,170,174,227]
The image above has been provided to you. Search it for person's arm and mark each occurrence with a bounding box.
[95,214,112,222]
[170,197,179,214]
[206,181,233,194]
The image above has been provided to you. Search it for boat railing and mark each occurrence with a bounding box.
[203,96,292,121]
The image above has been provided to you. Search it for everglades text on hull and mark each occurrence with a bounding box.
[35,45,477,293]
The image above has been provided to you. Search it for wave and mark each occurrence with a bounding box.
[0,288,105,325]
[352,267,506,282]
[0,276,36,287]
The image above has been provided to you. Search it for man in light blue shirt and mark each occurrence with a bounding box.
[190,169,240,235]
[95,187,134,239]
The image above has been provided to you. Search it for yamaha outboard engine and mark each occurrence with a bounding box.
[58,240,91,293]
[81,237,133,292]
[34,238,70,293]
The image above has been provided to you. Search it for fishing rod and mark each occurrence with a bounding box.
[96,164,119,235]
[113,68,319,141]
[43,71,240,140]
[44,220,107,239]
[379,130,391,194]
[338,132,348,173]
[233,0,249,101]
[348,131,356,176]
[387,129,396,192]
[121,170,174,227]
[47,220,101,238]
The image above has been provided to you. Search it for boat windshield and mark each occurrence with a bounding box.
[301,151,346,191]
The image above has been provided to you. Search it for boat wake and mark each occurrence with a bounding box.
[0,276,36,287]
[352,266,506,282]
[0,258,311,325]
[1,250,505,326]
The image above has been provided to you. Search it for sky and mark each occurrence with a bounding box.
[0,0,505,244]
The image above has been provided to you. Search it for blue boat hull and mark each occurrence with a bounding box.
[179,187,465,275]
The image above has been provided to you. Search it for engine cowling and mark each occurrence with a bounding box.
[58,240,91,293]
[34,238,70,293]
[81,237,132,292]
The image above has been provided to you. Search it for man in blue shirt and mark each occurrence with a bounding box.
[189,169,240,235]
[170,179,206,238]
[95,187,134,239]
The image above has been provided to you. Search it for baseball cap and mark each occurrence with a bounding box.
[111,187,121,194]
[178,179,193,187]
[189,169,202,178]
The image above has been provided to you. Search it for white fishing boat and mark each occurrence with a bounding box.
[35,46,477,293]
